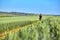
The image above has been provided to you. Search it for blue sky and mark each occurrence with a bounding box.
[0,0,60,15]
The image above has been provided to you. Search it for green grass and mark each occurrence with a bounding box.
[3,16,60,40]
[0,16,60,40]
[0,16,38,33]
[0,16,38,24]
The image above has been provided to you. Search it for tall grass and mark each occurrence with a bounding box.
[2,16,60,40]
[0,20,37,33]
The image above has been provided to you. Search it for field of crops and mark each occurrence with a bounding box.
[0,16,38,33]
[0,16,60,40]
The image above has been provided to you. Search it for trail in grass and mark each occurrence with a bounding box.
[0,22,36,39]
[0,27,22,39]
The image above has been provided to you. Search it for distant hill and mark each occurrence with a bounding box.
[0,12,60,17]
[0,12,38,17]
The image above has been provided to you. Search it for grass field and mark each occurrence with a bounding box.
[0,16,38,33]
[0,15,60,40]
[0,16,38,23]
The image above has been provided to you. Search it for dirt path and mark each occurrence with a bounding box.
[0,27,22,39]
[0,22,36,39]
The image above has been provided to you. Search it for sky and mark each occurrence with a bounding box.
[0,0,60,15]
